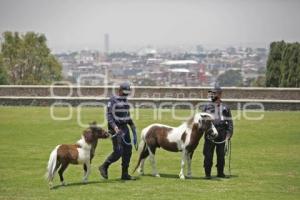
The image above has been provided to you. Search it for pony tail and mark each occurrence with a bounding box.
[45,145,59,181]
[132,139,148,173]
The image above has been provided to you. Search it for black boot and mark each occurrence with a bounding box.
[121,167,135,180]
[204,167,212,179]
[217,167,226,178]
[99,162,110,179]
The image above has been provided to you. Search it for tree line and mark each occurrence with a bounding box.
[266,41,300,87]
[0,31,62,85]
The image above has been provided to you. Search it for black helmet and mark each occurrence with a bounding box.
[208,84,222,102]
[208,85,222,94]
[119,82,131,95]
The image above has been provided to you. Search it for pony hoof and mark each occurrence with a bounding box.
[61,181,67,186]
[138,172,144,176]
[137,170,144,176]
[48,182,53,189]
[179,175,185,179]
[186,174,192,179]
[82,179,88,184]
[153,174,160,177]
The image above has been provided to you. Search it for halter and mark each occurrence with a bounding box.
[204,126,217,141]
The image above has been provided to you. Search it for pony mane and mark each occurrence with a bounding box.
[187,112,215,127]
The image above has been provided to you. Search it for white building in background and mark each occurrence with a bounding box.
[161,60,198,66]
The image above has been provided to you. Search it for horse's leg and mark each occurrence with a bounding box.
[179,150,187,179]
[83,164,87,177]
[49,160,61,188]
[82,161,91,183]
[90,151,95,163]
[148,146,159,177]
[138,158,146,175]
[83,154,94,177]
[186,151,193,178]
[137,145,149,175]
[58,162,69,186]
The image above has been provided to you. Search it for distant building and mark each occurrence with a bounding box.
[104,33,109,54]
[138,47,157,58]
[56,44,267,87]
[161,60,198,67]
[196,45,204,53]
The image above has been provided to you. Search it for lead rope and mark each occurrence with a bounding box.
[111,133,132,146]
[211,137,232,177]
[225,139,232,177]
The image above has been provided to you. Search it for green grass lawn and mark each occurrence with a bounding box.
[0,106,299,200]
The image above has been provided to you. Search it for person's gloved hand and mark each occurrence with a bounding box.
[131,126,138,151]
[114,126,120,134]
[133,134,137,146]
[225,133,231,141]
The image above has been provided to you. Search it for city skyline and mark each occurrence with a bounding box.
[0,0,300,52]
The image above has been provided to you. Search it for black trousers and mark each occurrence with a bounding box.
[203,138,225,175]
[105,125,132,169]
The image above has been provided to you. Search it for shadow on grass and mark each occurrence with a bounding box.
[51,174,239,189]
[51,177,141,190]
[227,174,239,179]
[159,173,179,179]
[140,173,238,181]
[141,173,213,180]
[196,174,239,180]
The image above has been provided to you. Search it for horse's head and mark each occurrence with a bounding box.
[197,113,218,140]
[89,121,109,139]
[84,122,109,144]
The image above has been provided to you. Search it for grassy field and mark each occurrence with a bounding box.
[0,106,299,200]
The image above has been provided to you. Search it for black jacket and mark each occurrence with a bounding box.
[106,95,134,130]
[202,102,233,139]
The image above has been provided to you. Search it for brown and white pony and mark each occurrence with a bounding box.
[46,122,109,188]
[133,113,218,179]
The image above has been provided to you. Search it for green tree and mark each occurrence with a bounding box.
[266,41,300,87]
[251,76,266,87]
[0,53,8,84]
[0,31,62,84]
[282,43,300,87]
[217,70,243,86]
[266,41,285,87]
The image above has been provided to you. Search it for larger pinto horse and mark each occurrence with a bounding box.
[133,113,218,179]
[46,122,109,188]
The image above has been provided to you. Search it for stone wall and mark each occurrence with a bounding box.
[0,85,300,100]
[0,86,299,110]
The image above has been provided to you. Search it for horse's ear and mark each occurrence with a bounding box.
[198,118,202,127]
[83,128,94,144]
[90,121,97,125]
[200,113,207,118]
[201,113,214,121]
[199,113,212,127]
[90,121,97,126]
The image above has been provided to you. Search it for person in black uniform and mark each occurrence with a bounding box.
[202,86,233,179]
[99,82,137,180]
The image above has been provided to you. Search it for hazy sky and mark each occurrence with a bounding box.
[0,0,300,52]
